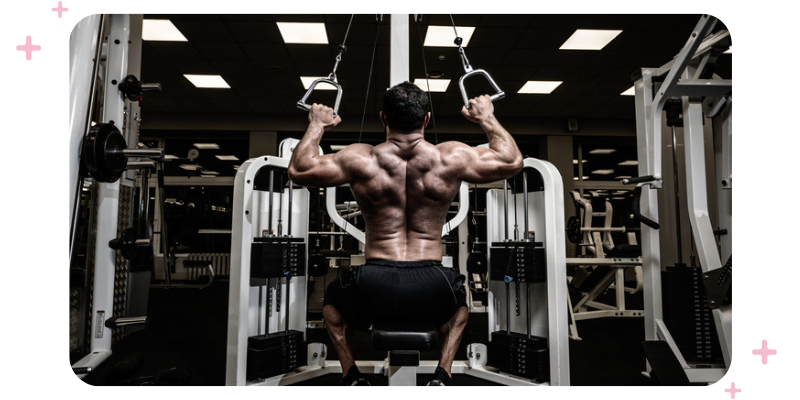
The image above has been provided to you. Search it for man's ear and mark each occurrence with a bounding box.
[380,111,387,127]
[424,112,431,127]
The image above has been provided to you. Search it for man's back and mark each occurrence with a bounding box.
[345,138,461,261]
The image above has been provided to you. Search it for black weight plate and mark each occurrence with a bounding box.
[566,216,581,243]
[83,123,127,182]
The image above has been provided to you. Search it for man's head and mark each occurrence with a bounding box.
[381,82,430,133]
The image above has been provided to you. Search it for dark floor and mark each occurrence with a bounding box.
[82,281,654,386]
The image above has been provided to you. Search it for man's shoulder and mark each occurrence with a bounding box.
[338,143,375,158]
[435,141,473,160]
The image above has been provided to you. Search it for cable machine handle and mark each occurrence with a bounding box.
[632,186,660,230]
[458,69,505,109]
[296,77,343,117]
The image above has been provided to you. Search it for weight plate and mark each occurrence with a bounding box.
[82,123,127,182]
[566,216,581,243]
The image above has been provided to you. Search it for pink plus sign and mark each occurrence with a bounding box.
[16,36,41,61]
[752,339,777,364]
[52,2,68,18]
[725,382,741,399]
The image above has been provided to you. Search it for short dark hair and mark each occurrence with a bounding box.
[382,82,429,133]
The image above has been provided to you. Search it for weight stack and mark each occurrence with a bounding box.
[662,266,723,364]
[246,330,307,380]
[250,237,306,280]
[489,241,546,283]
[486,332,549,381]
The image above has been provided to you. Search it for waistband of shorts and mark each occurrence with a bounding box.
[365,259,443,268]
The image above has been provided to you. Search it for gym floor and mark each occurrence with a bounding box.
[82,281,651,386]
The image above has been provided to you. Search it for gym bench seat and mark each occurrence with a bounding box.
[372,320,438,385]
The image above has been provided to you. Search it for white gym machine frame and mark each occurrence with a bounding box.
[70,14,149,378]
[632,15,732,384]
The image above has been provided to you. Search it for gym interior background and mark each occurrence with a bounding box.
[68,14,732,386]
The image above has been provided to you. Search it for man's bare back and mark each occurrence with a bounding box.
[289,93,523,261]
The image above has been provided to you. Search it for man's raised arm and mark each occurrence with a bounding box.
[442,95,523,183]
[288,104,349,187]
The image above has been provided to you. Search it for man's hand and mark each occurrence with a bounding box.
[308,103,342,131]
[461,95,495,124]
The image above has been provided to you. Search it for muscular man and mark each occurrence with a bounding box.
[288,82,523,385]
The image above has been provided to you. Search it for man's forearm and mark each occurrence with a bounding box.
[481,115,520,162]
[291,123,325,171]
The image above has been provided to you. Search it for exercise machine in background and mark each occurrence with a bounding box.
[629,14,731,384]
[69,14,164,378]
[566,191,644,340]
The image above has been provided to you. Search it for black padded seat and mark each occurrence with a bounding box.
[372,320,438,352]
[606,244,642,258]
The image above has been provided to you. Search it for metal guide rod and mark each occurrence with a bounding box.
[285,275,291,333]
[503,180,509,241]
[287,180,293,237]
[671,126,683,262]
[513,180,519,241]
[277,173,284,236]
[140,169,150,235]
[268,170,274,235]
[505,281,511,334]
[526,283,531,337]
[157,163,171,284]
[523,171,529,240]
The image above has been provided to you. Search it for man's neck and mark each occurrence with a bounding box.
[386,130,426,154]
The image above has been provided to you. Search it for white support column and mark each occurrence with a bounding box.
[390,14,409,86]
[634,69,663,347]
[69,14,101,239]
[682,92,732,367]
[73,14,131,377]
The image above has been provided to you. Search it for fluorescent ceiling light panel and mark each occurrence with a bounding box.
[300,77,337,90]
[180,164,200,170]
[591,169,615,175]
[573,176,590,180]
[233,165,240,170]
[615,175,632,180]
[216,155,239,161]
[621,86,635,96]
[518,81,562,94]
[142,19,188,42]
[589,149,616,155]
[618,160,638,166]
[330,145,348,151]
[202,171,219,175]
[277,22,329,44]
[424,26,475,47]
[184,74,230,89]
[164,154,178,160]
[413,79,450,92]
[194,143,220,149]
[573,159,588,164]
[560,29,622,50]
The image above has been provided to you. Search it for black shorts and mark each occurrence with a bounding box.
[323,259,467,330]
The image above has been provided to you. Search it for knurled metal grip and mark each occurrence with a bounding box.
[459,69,505,109]
[296,78,343,116]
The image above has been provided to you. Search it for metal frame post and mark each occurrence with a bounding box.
[634,69,663,348]
[72,14,131,377]
[389,14,409,86]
